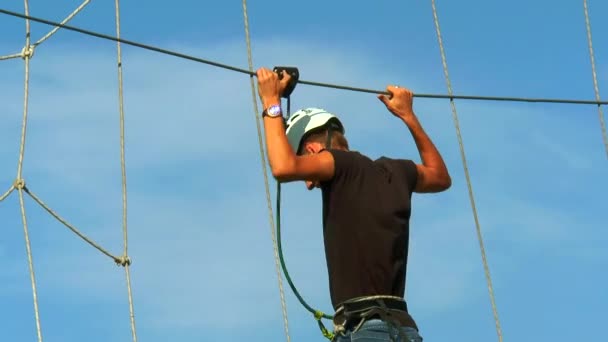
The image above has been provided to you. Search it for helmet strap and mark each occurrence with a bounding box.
[325,125,334,150]
[282,97,291,134]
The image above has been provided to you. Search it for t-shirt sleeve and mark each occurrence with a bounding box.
[392,159,419,193]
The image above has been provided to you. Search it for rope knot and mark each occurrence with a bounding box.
[115,255,132,267]
[14,178,26,190]
[20,45,35,59]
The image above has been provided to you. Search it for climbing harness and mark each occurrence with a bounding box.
[332,296,415,342]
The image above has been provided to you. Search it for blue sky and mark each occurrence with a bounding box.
[0,0,607,341]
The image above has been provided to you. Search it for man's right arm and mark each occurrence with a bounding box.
[402,114,451,193]
[378,85,451,193]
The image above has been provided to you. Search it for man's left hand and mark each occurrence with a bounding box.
[256,68,292,108]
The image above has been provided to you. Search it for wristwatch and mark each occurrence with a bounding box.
[263,104,282,118]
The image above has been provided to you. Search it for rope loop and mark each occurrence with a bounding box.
[20,45,34,59]
[14,178,26,190]
[115,255,132,267]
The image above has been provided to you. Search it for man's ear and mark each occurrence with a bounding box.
[304,143,315,155]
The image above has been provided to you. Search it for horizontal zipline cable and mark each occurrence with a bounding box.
[1,8,607,106]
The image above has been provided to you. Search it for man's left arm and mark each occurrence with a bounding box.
[256,68,334,183]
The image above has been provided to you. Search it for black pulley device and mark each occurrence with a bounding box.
[273,66,299,98]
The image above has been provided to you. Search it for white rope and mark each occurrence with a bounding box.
[241,1,292,341]
[24,188,123,263]
[0,1,137,340]
[17,1,31,182]
[582,0,607,158]
[19,187,43,342]
[0,185,15,202]
[16,1,43,341]
[0,52,22,61]
[0,0,90,60]
[33,0,91,47]
[429,0,503,341]
[113,0,138,340]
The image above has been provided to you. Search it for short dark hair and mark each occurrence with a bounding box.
[301,126,349,152]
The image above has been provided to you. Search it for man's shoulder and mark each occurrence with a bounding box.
[325,149,363,157]
[373,154,409,161]
[321,150,373,182]
[325,149,417,176]
[325,149,371,164]
[375,155,416,166]
[327,150,413,169]
[375,156,419,191]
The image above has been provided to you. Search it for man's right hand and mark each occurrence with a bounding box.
[377,85,417,124]
[379,85,452,193]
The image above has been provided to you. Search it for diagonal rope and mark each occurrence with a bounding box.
[1,1,90,61]
[16,1,43,340]
[24,188,124,264]
[113,0,138,340]
[429,1,503,341]
[32,0,90,47]
[1,9,607,106]
[241,1,291,341]
[583,0,608,159]
[0,185,15,202]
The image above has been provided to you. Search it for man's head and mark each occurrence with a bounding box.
[285,107,349,190]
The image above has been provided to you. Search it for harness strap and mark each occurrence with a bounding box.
[332,296,414,342]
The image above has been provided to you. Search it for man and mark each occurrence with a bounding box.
[256,67,451,341]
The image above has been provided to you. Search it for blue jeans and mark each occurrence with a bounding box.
[335,319,423,342]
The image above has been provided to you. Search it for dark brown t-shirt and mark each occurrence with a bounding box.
[320,149,418,310]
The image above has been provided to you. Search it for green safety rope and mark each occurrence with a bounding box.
[276,97,335,340]
[276,180,335,340]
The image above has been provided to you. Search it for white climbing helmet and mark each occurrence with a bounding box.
[285,107,344,154]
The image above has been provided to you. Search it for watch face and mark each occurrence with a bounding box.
[268,105,282,117]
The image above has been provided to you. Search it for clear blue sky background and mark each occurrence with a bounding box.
[1,1,607,341]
